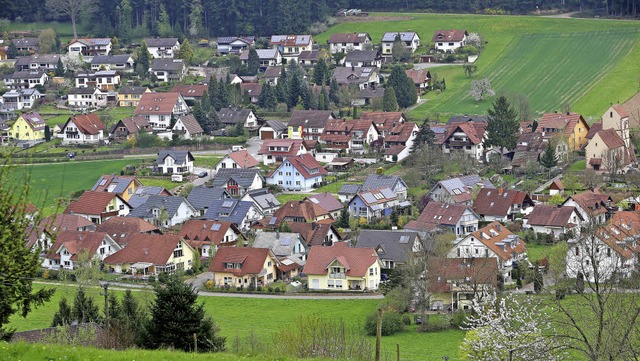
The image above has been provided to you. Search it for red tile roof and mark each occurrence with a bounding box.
[64,191,124,216]
[47,231,111,261]
[585,121,602,140]
[272,200,331,225]
[104,234,185,265]
[328,33,370,44]
[469,222,526,261]
[95,216,159,246]
[566,191,611,217]
[537,112,588,137]
[285,154,327,179]
[287,222,340,246]
[432,29,466,42]
[177,219,238,247]
[66,114,105,135]
[171,84,207,98]
[359,112,404,131]
[303,242,379,277]
[612,104,629,118]
[527,205,579,227]
[258,139,305,156]
[385,122,417,143]
[428,257,497,293]
[135,92,181,115]
[404,69,431,85]
[406,201,470,231]
[443,121,486,145]
[209,247,275,276]
[227,150,259,168]
[473,188,532,218]
[594,128,625,149]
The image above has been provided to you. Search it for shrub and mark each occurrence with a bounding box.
[451,311,468,328]
[267,287,274,292]
[364,311,404,336]
[402,314,412,325]
[148,276,156,283]
[48,270,59,280]
[42,270,50,279]
[274,287,282,293]
[185,269,194,276]
[418,314,451,332]
[205,280,214,291]
[157,272,169,284]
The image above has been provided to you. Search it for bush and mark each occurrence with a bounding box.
[267,287,273,292]
[418,314,451,332]
[157,272,169,284]
[402,314,412,325]
[451,311,468,328]
[364,311,404,336]
[185,269,194,276]
[48,270,59,280]
[148,276,156,283]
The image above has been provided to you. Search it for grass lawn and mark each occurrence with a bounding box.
[7,159,144,215]
[276,193,309,204]
[568,160,586,172]
[526,242,556,263]
[1,21,89,40]
[195,156,223,169]
[138,177,187,190]
[315,179,347,193]
[320,13,640,119]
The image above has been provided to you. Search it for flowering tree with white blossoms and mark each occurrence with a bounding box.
[460,293,567,361]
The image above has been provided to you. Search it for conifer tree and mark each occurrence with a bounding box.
[246,47,260,76]
[485,96,520,151]
[51,297,73,327]
[214,80,229,110]
[55,58,65,76]
[383,86,399,112]
[387,65,417,108]
[136,40,151,76]
[178,39,193,65]
[313,58,328,85]
[6,39,17,59]
[329,77,340,106]
[208,76,218,106]
[72,288,100,323]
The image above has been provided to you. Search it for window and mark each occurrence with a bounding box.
[100,248,105,255]
[369,268,374,276]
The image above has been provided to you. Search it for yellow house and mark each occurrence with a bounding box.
[8,113,46,142]
[304,242,382,291]
[209,247,279,287]
[117,86,151,107]
[537,112,590,150]
[64,191,132,224]
[90,174,141,202]
[104,234,196,275]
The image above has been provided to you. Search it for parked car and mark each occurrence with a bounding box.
[198,171,208,178]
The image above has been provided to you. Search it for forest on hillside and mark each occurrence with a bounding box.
[0,0,637,40]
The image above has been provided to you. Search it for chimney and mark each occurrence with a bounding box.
[496,224,502,232]
[312,222,317,230]
[498,187,503,195]
[566,111,570,116]
[276,230,280,239]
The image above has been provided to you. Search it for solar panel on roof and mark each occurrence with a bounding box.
[380,188,395,198]
[211,223,221,231]
[99,179,107,186]
[222,201,234,208]
[309,198,319,204]
[280,237,291,246]
[362,193,377,204]
[269,217,278,225]
[399,235,410,244]
[281,259,294,266]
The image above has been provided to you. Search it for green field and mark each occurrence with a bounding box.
[9,284,465,361]
[319,13,640,120]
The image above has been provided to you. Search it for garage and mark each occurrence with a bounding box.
[261,130,274,140]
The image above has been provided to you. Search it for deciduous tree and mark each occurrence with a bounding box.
[45,0,97,39]
[468,78,495,101]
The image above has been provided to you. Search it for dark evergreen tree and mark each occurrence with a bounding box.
[214,80,229,110]
[258,84,277,111]
[287,72,302,111]
[143,275,225,352]
[44,125,51,142]
[540,144,558,170]
[301,83,312,110]
[531,119,539,132]
[208,76,218,105]
[534,264,544,294]
[55,58,65,77]
[415,118,436,146]
[6,41,17,59]
[107,292,121,321]
[390,209,399,226]
[246,47,260,76]
[136,40,151,76]
[312,58,328,85]
[337,206,350,229]
[51,297,73,327]
[383,86,399,112]
[201,90,212,113]
[275,67,288,104]
[72,288,100,323]
[177,38,193,65]
[329,77,340,106]
[387,65,417,108]
[320,86,329,110]
[485,96,520,151]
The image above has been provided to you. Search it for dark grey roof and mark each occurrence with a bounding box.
[127,194,150,209]
[128,195,192,219]
[212,168,263,188]
[68,87,98,95]
[447,115,489,125]
[135,186,169,196]
[358,87,385,99]
[12,38,39,48]
[11,71,45,79]
[355,229,419,263]
[264,120,286,132]
[345,50,379,63]
[245,189,281,211]
[218,107,252,126]
[252,231,306,257]
[91,54,133,65]
[202,199,254,225]
[187,187,231,211]
[339,183,362,195]
[14,56,31,67]
[28,54,60,63]
[288,110,335,128]
[362,175,406,192]
[151,59,184,72]
[119,86,148,95]
[145,37,179,47]
[155,150,194,166]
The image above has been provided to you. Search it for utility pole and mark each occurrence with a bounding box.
[102,282,109,348]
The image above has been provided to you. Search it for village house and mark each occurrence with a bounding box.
[536,112,590,150]
[259,120,287,140]
[343,50,382,68]
[91,175,141,202]
[218,107,258,130]
[145,37,180,58]
[585,105,634,171]
[67,88,107,109]
[117,86,151,107]
[288,110,336,140]
[297,50,327,67]
[25,214,96,252]
[381,32,421,56]
[332,66,380,90]
[60,113,106,145]
[170,84,208,103]
[241,189,281,217]
[90,54,135,72]
[186,187,231,216]
[209,247,279,287]
[14,54,60,71]
[239,83,262,104]
[320,118,380,153]
[432,29,467,52]
[328,33,372,54]
[7,112,45,143]
[472,188,535,222]
[269,200,333,229]
[404,201,479,239]
[109,116,151,141]
[427,175,494,205]
[202,199,260,231]
[67,38,112,59]
[127,195,197,228]
[262,66,282,86]
[405,69,431,93]
[359,112,405,137]
[348,187,399,222]
[258,139,308,165]
[562,191,613,224]
[266,154,327,192]
[269,34,314,60]
[253,230,308,259]
[215,150,259,173]
[155,150,194,174]
[239,48,282,69]
[2,88,44,111]
[104,234,195,275]
[355,230,420,269]
[43,231,122,270]
[288,222,341,247]
[5,70,48,89]
[305,193,343,220]
[212,168,264,196]
[75,70,121,91]
[428,257,498,311]
[150,59,187,82]
[304,242,382,291]
[12,38,39,53]
[172,114,204,139]
[178,220,243,257]
[439,120,489,160]
[525,205,583,238]
[383,121,419,162]
[134,92,189,130]
[65,191,131,224]
[216,36,255,55]
[352,87,385,107]
[95,217,160,246]
[362,174,409,201]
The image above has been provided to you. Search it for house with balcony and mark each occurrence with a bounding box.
[359,112,405,137]
[266,200,333,230]
[12,38,39,53]
[439,120,488,160]
[127,195,197,228]
[473,188,535,222]
[155,150,194,174]
[104,234,195,275]
[562,190,613,225]
[383,121,419,162]
[362,174,408,201]
[448,222,527,282]
[43,231,122,270]
[239,48,282,70]
[1,88,43,111]
[355,230,420,269]
[75,70,121,91]
[332,67,380,90]
[134,92,189,130]
[117,86,151,107]
[524,205,583,238]
[320,118,379,154]
[91,54,135,72]
[348,187,399,222]
[288,110,336,140]
[109,116,151,141]
[209,247,279,287]
[202,199,260,231]
[7,112,45,143]
[269,34,313,61]
[432,30,467,52]
[536,112,590,151]
[186,187,231,217]
[5,71,47,90]
[381,32,420,56]
[328,33,372,54]
[212,168,264,196]
[67,38,112,60]
[404,201,479,240]
[67,88,107,109]
[14,54,60,71]
[253,230,308,259]
[258,139,308,165]
[266,154,327,192]
[150,59,186,82]
[60,113,106,145]
[241,189,281,217]
[216,36,255,55]
[344,50,382,68]
[172,114,204,139]
[145,37,180,58]
[304,242,382,291]
[218,107,258,130]
[171,84,208,103]
[178,220,243,256]
[64,191,131,224]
